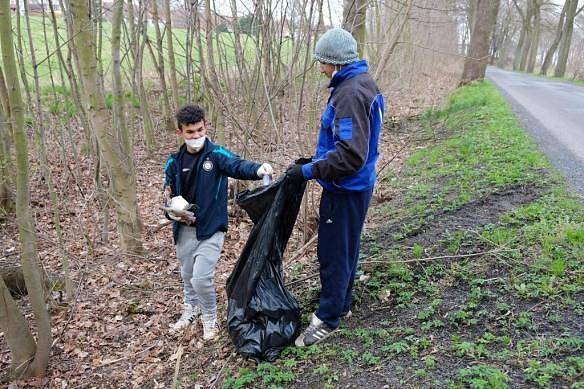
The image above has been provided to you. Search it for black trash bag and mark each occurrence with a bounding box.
[226,176,306,362]
[234,180,280,224]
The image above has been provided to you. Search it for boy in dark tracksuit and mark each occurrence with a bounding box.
[286,28,384,346]
[164,105,273,340]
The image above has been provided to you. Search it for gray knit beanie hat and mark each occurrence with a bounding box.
[314,28,359,65]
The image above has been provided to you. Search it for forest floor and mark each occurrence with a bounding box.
[1,81,583,388]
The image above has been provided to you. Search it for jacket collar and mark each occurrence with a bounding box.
[328,60,368,89]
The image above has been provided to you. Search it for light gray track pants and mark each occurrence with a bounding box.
[175,226,225,316]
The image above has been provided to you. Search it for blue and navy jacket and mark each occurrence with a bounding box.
[164,139,261,243]
[302,60,384,192]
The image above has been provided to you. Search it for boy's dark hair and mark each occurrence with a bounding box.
[176,105,205,130]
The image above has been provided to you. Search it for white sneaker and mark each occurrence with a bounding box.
[170,303,200,331]
[294,313,337,347]
[201,313,218,340]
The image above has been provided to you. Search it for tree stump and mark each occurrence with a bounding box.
[0,261,27,296]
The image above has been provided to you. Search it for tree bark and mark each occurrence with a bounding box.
[540,0,568,75]
[342,0,367,57]
[460,0,501,85]
[518,0,534,71]
[14,0,32,106]
[164,0,180,110]
[229,0,248,83]
[126,0,139,98]
[150,0,174,132]
[554,0,579,77]
[112,0,132,158]
[513,19,527,70]
[0,68,12,212]
[137,2,155,154]
[373,0,413,81]
[0,0,52,378]
[0,275,36,379]
[526,0,542,73]
[69,0,144,254]
[24,0,72,298]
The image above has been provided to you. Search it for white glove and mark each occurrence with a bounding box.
[257,163,274,178]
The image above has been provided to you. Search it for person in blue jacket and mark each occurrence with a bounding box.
[286,28,384,347]
[164,105,273,340]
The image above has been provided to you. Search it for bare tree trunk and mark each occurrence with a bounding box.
[69,0,144,254]
[373,0,413,80]
[164,0,180,110]
[342,0,367,57]
[496,5,517,68]
[14,0,32,106]
[554,0,579,77]
[540,0,568,75]
[204,0,221,90]
[40,0,60,96]
[229,0,248,82]
[0,67,13,213]
[126,0,139,98]
[460,0,501,85]
[0,275,36,379]
[0,0,52,377]
[112,0,131,158]
[526,0,541,73]
[194,4,209,101]
[511,0,531,71]
[518,1,534,71]
[185,1,195,104]
[137,3,155,154]
[150,0,174,132]
[23,0,73,298]
[467,0,477,39]
[49,0,93,152]
[0,113,12,213]
[513,21,526,70]
[95,0,106,94]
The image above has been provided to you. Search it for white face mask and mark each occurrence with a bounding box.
[185,136,206,150]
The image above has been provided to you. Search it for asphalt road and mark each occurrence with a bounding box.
[486,66,584,198]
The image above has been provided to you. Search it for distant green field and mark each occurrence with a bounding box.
[13,14,297,90]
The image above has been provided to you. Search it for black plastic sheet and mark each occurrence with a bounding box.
[226,176,306,362]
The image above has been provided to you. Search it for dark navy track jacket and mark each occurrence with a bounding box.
[164,139,261,243]
[302,60,384,192]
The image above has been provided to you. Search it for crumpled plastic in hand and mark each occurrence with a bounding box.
[169,195,189,211]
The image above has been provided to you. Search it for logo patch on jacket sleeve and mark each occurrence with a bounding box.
[203,159,214,171]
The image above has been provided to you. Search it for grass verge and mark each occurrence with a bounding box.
[220,81,583,388]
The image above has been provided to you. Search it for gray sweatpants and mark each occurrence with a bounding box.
[175,226,225,316]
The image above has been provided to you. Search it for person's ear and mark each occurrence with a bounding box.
[176,127,182,136]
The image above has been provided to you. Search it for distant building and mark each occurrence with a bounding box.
[10,0,59,15]
[99,0,234,31]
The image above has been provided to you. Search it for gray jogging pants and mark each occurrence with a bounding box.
[175,226,225,316]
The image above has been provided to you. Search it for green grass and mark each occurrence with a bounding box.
[14,15,297,89]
